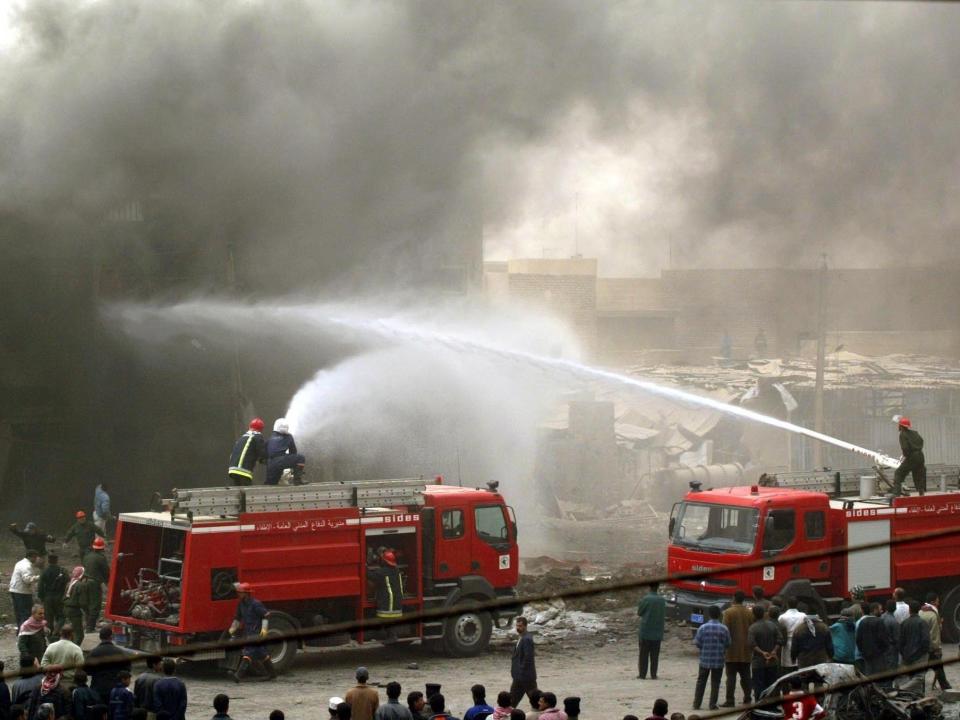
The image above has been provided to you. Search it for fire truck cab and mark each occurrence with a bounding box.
[666,465,960,640]
[106,477,521,669]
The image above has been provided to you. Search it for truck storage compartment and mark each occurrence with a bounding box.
[109,516,186,627]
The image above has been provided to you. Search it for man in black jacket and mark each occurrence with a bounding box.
[899,600,930,694]
[509,617,537,708]
[88,627,132,704]
[893,416,926,496]
[856,603,889,683]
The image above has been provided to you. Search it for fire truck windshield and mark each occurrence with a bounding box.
[671,502,759,554]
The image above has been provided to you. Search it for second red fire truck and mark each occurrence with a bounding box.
[666,464,960,640]
[105,477,521,670]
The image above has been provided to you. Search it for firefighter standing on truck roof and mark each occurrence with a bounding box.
[228,582,276,682]
[82,536,110,631]
[893,415,926,496]
[228,418,268,486]
[266,418,306,486]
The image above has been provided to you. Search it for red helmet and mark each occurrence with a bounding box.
[899,416,912,428]
[249,418,265,432]
[382,550,397,567]
[235,582,252,593]
[75,511,86,519]
[92,537,106,550]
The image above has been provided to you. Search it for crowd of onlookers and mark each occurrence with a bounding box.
[686,585,948,710]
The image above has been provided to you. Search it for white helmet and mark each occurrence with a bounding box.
[329,698,344,712]
[891,414,902,426]
[273,418,290,433]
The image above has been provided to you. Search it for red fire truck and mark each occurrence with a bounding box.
[105,477,521,670]
[666,464,960,640]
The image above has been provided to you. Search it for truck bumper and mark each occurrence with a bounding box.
[666,587,727,627]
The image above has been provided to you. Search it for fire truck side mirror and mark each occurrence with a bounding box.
[668,517,676,538]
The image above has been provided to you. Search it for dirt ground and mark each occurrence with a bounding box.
[0,611,958,720]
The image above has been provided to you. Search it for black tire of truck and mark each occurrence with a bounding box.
[443,607,493,657]
[940,585,960,644]
[264,612,300,673]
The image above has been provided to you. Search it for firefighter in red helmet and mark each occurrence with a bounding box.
[893,415,926,496]
[367,547,404,642]
[228,418,268,486]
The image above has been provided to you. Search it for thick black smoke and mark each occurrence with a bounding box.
[2,0,959,522]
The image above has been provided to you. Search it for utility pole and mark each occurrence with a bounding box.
[813,254,828,468]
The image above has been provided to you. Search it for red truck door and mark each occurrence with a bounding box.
[470,504,515,584]
[434,506,471,578]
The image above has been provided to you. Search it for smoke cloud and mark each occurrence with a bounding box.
[3,0,960,521]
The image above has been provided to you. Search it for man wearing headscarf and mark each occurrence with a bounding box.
[63,567,99,646]
[790,607,833,668]
[27,671,70,720]
[17,605,48,666]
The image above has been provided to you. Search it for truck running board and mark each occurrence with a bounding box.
[167,477,440,519]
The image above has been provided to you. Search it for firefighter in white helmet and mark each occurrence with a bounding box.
[266,418,306,486]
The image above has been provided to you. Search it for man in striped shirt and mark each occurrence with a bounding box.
[693,605,731,711]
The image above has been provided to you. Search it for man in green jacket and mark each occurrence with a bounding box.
[82,538,110,631]
[63,567,99,646]
[63,511,105,560]
[637,582,666,679]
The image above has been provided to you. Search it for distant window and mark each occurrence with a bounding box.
[441,510,464,540]
[805,511,826,540]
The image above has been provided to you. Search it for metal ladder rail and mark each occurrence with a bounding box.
[168,477,438,519]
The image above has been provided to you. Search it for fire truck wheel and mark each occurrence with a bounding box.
[443,608,492,657]
[264,612,299,673]
[941,585,960,643]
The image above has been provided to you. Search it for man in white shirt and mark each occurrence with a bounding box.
[41,625,85,684]
[778,596,807,673]
[893,588,910,623]
[9,550,41,628]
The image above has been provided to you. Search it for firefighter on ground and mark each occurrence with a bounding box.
[83,536,110,631]
[228,582,276,682]
[893,415,926,496]
[266,418,306,486]
[228,418,268,486]
[63,566,99,646]
[63,511,104,560]
[368,547,404,640]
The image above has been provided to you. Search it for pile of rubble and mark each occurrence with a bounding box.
[492,597,608,643]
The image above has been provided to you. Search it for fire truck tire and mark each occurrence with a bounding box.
[265,612,299,673]
[443,608,492,657]
[940,585,960,643]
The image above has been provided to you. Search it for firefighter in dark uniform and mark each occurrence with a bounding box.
[265,418,306,486]
[83,536,111,630]
[228,418,268,486]
[368,548,404,640]
[893,415,926,496]
[228,582,276,682]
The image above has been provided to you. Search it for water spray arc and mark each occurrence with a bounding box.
[321,315,901,469]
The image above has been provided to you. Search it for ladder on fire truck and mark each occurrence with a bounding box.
[166,477,439,520]
[765,463,960,497]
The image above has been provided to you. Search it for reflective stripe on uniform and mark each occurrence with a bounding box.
[236,432,256,470]
[229,467,254,479]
